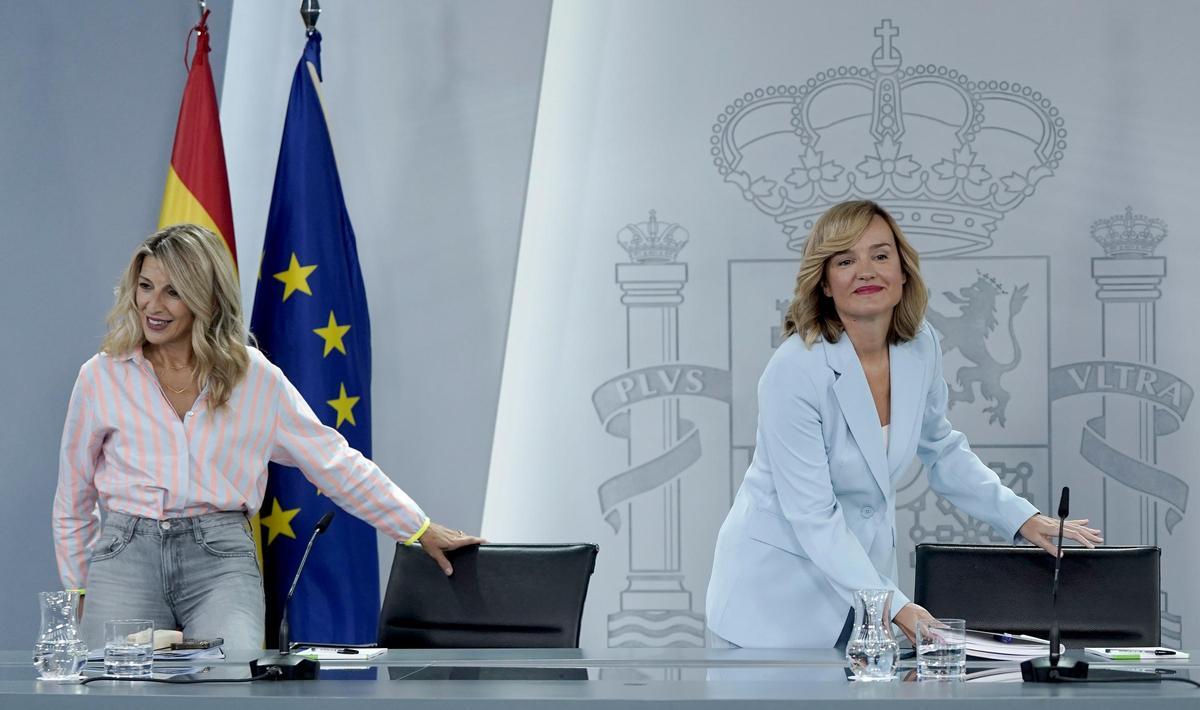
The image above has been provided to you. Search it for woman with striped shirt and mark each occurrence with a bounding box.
[53,224,483,650]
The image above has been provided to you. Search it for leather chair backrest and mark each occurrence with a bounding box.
[914,544,1160,647]
[378,543,599,648]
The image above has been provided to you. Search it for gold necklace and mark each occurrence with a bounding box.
[152,361,194,395]
[158,370,194,395]
[146,346,193,371]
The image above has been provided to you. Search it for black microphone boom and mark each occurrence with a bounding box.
[280,510,336,652]
[1022,487,1086,681]
[249,511,336,681]
[1022,488,1151,684]
[1049,489,1067,667]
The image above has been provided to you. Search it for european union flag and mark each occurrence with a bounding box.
[250,31,377,646]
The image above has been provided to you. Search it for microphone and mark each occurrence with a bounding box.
[1047,487,1068,668]
[279,511,335,655]
[250,511,335,681]
[1022,487,1085,682]
[1022,489,1150,684]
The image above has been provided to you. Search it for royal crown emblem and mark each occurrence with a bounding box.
[712,19,1067,256]
[1090,206,1167,257]
[618,210,690,263]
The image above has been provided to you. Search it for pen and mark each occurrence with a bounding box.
[1103,649,1176,656]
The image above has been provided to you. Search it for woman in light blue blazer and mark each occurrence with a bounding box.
[706,200,1103,648]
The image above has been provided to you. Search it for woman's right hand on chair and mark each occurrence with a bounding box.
[418,523,486,576]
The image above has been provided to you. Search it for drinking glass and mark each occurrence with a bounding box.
[104,619,154,677]
[916,618,966,680]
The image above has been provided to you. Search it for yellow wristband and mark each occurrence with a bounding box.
[404,517,431,546]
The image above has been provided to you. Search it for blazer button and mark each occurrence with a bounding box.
[861,506,875,518]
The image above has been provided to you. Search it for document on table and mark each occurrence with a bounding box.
[86,647,225,663]
[1085,646,1190,660]
[292,646,387,661]
[964,630,1064,660]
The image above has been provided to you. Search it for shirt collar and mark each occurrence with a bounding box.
[108,344,148,366]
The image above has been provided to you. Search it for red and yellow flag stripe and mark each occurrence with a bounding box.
[159,9,237,269]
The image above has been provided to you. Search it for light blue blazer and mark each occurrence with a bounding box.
[706,322,1038,648]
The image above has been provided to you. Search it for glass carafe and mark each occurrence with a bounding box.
[845,588,898,681]
[33,590,87,681]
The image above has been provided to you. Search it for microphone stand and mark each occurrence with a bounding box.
[1021,488,1152,684]
[250,512,335,680]
[1022,488,1087,682]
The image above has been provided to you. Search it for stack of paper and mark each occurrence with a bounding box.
[86,646,225,663]
[153,647,226,662]
[964,630,1064,660]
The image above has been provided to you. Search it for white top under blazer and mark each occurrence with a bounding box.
[705,322,1037,648]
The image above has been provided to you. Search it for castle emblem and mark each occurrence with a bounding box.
[711,19,1067,256]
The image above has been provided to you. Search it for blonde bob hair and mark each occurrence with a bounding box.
[782,200,928,347]
[101,224,249,409]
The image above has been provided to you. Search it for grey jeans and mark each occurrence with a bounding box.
[80,511,265,651]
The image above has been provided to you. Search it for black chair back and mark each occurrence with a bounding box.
[378,543,599,648]
[914,544,1160,647]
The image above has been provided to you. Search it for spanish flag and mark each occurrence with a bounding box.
[158,9,236,267]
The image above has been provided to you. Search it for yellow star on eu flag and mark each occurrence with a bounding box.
[259,498,301,545]
[312,311,351,357]
[327,383,360,428]
[273,253,317,301]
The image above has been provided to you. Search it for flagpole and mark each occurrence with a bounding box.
[301,0,321,36]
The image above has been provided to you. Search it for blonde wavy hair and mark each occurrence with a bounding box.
[101,224,249,409]
[782,200,928,347]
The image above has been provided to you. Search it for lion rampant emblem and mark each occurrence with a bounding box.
[926,273,1028,426]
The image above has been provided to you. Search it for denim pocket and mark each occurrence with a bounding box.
[89,532,129,562]
[197,521,256,559]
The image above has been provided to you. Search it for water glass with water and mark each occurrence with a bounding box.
[104,619,154,677]
[916,618,966,680]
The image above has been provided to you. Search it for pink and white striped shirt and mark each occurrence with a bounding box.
[53,346,427,589]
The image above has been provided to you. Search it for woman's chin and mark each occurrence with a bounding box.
[141,329,177,346]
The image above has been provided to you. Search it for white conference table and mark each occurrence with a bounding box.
[2,647,1198,708]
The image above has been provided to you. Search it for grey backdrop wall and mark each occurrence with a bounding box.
[0,0,547,650]
[0,0,232,650]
